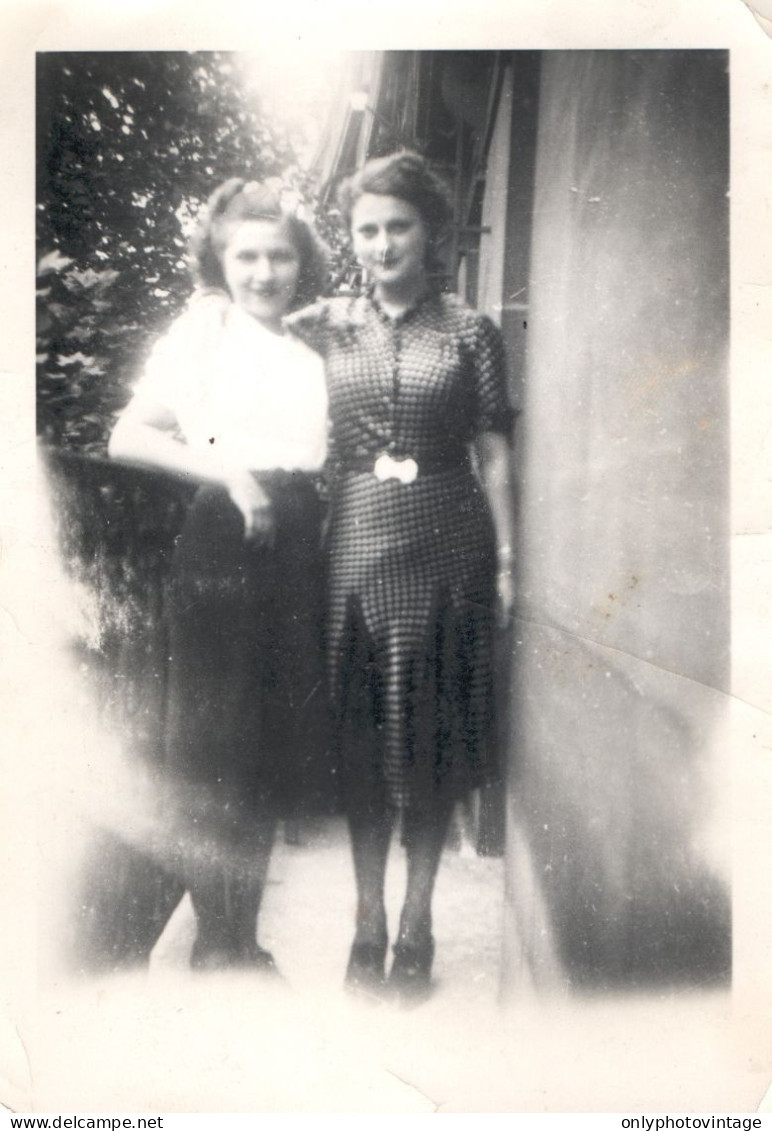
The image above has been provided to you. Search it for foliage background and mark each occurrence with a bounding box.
[36,51,349,455]
[36,50,355,669]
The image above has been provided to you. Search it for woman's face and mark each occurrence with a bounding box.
[350,194,429,292]
[220,219,301,327]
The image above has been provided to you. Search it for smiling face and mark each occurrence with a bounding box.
[220,218,301,329]
[350,193,429,297]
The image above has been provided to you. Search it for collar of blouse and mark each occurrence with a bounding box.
[366,283,440,327]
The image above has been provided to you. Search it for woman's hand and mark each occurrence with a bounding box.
[496,566,515,630]
[225,469,275,546]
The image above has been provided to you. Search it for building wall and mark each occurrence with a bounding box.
[502,50,731,989]
[478,64,513,328]
[480,55,540,415]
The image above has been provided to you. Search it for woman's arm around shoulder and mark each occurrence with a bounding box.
[283,297,333,355]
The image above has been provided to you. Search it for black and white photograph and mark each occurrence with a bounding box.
[1,0,771,1116]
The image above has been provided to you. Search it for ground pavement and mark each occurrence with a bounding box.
[18,819,757,1114]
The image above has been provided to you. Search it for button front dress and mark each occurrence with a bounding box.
[287,290,514,812]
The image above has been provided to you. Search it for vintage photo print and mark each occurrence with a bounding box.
[2,0,771,1116]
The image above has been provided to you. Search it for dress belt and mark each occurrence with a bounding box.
[337,450,469,484]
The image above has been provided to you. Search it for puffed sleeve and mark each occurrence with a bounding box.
[130,300,225,414]
[130,319,186,412]
[284,299,332,357]
[469,313,516,437]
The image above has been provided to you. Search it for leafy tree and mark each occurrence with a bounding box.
[36,51,358,644]
[36,51,303,454]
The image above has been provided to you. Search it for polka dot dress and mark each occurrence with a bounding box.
[287,290,514,811]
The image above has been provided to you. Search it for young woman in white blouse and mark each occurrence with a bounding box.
[109,180,332,974]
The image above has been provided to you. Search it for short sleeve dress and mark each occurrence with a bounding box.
[130,303,333,835]
[287,289,514,812]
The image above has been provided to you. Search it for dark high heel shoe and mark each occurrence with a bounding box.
[388,936,435,1003]
[344,939,388,997]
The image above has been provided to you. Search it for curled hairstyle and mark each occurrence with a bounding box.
[190,178,329,311]
[337,151,453,268]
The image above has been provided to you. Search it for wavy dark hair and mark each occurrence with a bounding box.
[336,151,453,268]
[190,178,329,311]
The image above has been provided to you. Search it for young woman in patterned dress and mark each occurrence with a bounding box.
[109,180,332,974]
[288,152,516,1000]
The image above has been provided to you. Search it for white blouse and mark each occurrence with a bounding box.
[131,302,328,473]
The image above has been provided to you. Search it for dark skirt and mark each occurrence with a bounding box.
[163,471,335,845]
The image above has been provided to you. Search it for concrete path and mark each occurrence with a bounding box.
[22,820,758,1114]
[150,816,505,1005]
